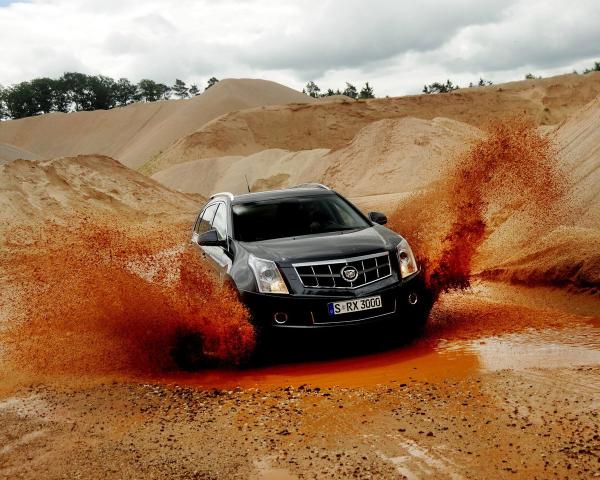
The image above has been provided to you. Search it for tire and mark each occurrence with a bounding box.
[171,331,206,371]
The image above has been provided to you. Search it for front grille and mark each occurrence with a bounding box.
[293,252,392,289]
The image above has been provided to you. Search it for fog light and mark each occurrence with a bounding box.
[274,312,288,324]
[408,292,418,305]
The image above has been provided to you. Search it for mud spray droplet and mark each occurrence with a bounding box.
[389,117,568,300]
[2,216,255,379]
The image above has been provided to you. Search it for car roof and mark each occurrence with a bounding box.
[228,187,336,205]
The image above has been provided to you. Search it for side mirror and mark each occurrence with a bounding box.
[197,229,226,247]
[368,211,388,225]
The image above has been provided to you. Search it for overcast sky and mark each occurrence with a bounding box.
[1,0,599,96]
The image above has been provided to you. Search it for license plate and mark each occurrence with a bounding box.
[328,295,382,316]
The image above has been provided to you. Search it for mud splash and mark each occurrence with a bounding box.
[389,117,568,298]
[1,216,255,378]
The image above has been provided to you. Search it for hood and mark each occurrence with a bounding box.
[240,226,401,265]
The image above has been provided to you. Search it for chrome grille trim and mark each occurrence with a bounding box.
[293,251,392,289]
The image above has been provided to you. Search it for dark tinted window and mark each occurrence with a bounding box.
[232,195,370,242]
[195,204,217,235]
[211,203,228,240]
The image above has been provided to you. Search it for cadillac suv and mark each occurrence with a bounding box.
[191,184,432,333]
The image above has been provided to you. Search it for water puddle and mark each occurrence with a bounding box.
[450,326,600,371]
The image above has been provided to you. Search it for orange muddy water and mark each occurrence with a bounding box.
[153,282,600,390]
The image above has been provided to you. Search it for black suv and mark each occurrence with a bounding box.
[191,184,432,332]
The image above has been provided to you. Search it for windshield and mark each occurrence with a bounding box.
[232,194,371,242]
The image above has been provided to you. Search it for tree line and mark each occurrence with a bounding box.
[0,73,220,119]
[2,60,599,119]
[303,81,375,99]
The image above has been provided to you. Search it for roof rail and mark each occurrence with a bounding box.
[290,183,331,190]
[210,191,234,200]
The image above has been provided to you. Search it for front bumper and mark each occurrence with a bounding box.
[239,271,429,329]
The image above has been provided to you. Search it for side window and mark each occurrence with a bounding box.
[211,203,228,241]
[195,204,217,235]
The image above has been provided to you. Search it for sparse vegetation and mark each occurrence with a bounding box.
[524,73,542,80]
[583,61,600,74]
[304,81,321,98]
[302,81,368,99]
[422,79,459,94]
[343,82,358,99]
[469,78,493,87]
[205,77,219,90]
[358,82,375,99]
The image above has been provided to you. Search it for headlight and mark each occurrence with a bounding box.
[248,254,289,294]
[396,239,418,278]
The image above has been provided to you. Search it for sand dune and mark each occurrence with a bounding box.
[0,143,42,164]
[148,72,600,175]
[477,94,600,288]
[151,117,481,198]
[321,117,483,197]
[0,155,199,228]
[0,79,313,170]
[554,94,600,226]
[152,148,330,196]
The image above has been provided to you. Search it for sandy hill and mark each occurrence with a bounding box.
[151,117,482,198]
[472,94,600,288]
[146,72,600,175]
[0,143,43,164]
[0,155,199,228]
[320,117,483,197]
[0,79,313,170]
[554,94,600,227]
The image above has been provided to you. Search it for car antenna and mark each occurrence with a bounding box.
[244,174,251,193]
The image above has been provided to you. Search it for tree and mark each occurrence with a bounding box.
[113,78,137,106]
[29,77,55,114]
[205,77,219,90]
[478,77,493,87]
[156,83,171,100]
[343,82,358,99]
[61,72,90,110]
[137,79,163,102]
[172,79,189,99]
[3,82,39,118]
[524,73,536,80]
[358,82,375,99]
[189,83,200,96]
[0,86,7,120]
[51,77,70,112]
[86,75,117,110]
[305,81,321,98]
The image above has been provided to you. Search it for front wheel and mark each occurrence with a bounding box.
[171,331,206,371]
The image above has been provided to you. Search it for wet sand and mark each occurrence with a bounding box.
[1,281,598,479]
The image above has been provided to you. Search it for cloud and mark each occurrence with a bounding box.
[241,0,513,75]
[0,0,598,95]
[437,0,600,73]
